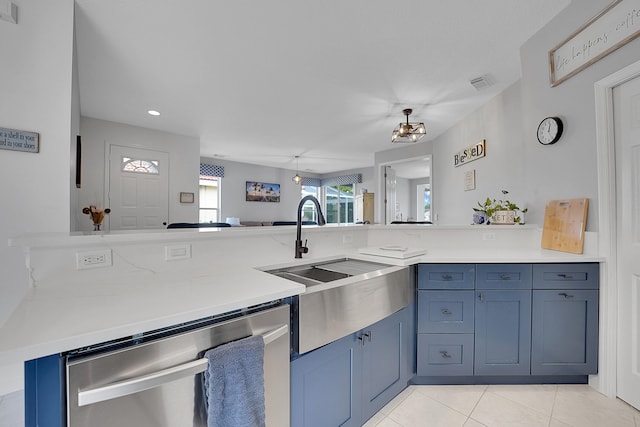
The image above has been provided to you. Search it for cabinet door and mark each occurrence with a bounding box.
[291,334,362,427]
[361,307,410,422]
[475,290,532,376]
[531,290,599,375]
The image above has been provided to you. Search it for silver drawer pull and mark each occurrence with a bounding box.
[440,351,452,359]
[558,292,574,299]
[500,274,512,280]
[441,309,452,315]
[557,274,574,279]
[441,274,453,280]
[78,323,288,407]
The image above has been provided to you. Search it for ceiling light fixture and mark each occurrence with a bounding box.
[147,110,160,116]
[292,156,303,185]
[391,108,426,143]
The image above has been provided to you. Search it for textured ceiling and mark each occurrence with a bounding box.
[74,0,571,174]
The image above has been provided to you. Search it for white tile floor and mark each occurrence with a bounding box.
[2,384,639,426]
[364,385,640,427]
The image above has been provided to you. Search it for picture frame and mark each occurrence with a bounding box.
[246,181,280,202]
[179,192,194,203]
[549,0,640,86]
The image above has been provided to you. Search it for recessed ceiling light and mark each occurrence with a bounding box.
[147,110,160,116]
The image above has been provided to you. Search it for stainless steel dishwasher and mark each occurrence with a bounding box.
[66,303,290,427]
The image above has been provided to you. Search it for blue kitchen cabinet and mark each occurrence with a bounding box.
[416,262,599,381]
[531,263,599,375]
[291,306,412,427]
[474,289,532,376]
[291,332,361,427]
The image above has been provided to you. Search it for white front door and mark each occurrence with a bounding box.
[613,77,640,410]
[107,145,169,230]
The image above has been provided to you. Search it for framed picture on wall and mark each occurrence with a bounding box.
[246,181,280,202]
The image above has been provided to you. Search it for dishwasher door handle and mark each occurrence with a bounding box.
[77,323,289,407]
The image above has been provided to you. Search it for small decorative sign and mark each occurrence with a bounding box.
[464,169,476,191]
[179,192,194,203]
[0,127,39,153]
[550,0,640,86]
[454,139,485,167]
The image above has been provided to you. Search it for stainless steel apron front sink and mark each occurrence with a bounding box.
[264,258,411,354]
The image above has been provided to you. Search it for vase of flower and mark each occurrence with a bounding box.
[83,206,111,231]
[473,190,527,225]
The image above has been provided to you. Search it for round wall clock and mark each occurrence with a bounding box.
[537,116,563,145]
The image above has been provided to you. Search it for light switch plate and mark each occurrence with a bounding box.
[0,1,17,24]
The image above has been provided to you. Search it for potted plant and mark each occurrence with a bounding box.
[473,190,527,225]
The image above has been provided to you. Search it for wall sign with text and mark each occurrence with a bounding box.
[0,127,39,153]
[454,139,486,167]
[550,0,640,86]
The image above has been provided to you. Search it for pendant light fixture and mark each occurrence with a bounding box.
[292,156,303,185]
[391,108,426,143]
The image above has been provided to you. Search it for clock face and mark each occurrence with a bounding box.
[537,117,563,145]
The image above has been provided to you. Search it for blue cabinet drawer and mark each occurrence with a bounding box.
[417,291,474,333]
[418,264,475,289]
[532,263,599,289]
[417,334,474,376]
[476,264,532,289]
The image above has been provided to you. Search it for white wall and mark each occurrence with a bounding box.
[203,157,319,222]
[421,0,640,230]
[0,0,75,392]
[519,0,640,231]
[431,83,525,225]
[201,158,374,223]
[78,117,200,231]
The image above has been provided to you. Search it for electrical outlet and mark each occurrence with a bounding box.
[482,232,496,241]
[76,249,112,270]
[342,234,353,244]
[165,244,191,261]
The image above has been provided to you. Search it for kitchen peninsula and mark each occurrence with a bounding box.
[0,224,602,425]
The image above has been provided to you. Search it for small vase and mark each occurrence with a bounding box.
[93,223,102,231]
[472,212,488,225]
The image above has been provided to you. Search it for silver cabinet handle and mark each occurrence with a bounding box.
[500,274,512,280]
[441,274,453,280]
[262,324,289,345]
[441,309,452,315]
[440,351,451,359]
[557,273,574,279]
[77,323,288,407]
[558,292,574,299]
[478,292,484,302]
[358,331,372,345]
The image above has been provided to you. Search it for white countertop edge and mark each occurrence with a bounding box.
[8,223,540,249]
[0,282,304,366]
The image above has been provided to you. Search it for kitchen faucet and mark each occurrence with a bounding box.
[295,195,326,258]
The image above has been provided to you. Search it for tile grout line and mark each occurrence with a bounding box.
[548,385,559,427]
[465,385,489,426]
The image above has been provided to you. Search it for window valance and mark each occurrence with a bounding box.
[200,163,224,180]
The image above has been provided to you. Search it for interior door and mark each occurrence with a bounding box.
[108,145,169,230]
[384,166,396,224]
[613,77,640,410]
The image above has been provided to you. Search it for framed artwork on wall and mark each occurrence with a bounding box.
[246,181,280,202]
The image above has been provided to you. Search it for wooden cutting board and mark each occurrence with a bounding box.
[541,198,589,254]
